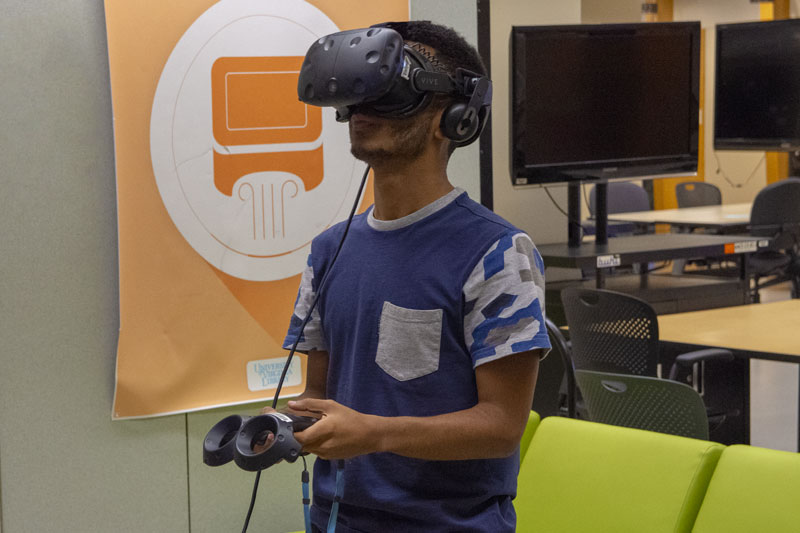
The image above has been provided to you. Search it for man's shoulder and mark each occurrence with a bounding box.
[312,211,367,248]
[450,193,525,240]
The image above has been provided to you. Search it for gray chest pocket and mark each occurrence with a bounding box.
[376,301,443,382]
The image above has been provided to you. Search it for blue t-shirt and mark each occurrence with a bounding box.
[284,189,550,533]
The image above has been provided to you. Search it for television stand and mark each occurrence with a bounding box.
[567,180,608,248]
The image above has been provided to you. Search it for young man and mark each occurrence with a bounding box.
[275,21,549,532]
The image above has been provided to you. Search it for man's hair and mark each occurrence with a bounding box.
[398,21,487,78]
[391,21,487,156]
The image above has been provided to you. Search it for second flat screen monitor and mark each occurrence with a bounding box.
[715,18,800,151]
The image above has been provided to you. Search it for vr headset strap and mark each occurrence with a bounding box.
[412,70,456,94]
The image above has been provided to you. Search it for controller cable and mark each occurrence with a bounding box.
[240,163,371,533]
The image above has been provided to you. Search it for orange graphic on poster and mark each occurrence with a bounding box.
[211,56,324,198]
[210,56,324,243]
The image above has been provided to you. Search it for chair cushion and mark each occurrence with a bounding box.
[692,445,800,532]
[516,416,723,533]
[519,411,541,464]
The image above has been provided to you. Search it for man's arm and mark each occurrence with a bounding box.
[296,349,329,400]
[290,349,540,460]
[261,349,328,415]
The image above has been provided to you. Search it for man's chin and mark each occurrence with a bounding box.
[350,146,394,166]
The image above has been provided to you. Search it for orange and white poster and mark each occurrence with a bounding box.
[105,0,408,419]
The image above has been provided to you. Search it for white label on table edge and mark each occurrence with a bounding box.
[733,241,758,253]
[597,254,622,268]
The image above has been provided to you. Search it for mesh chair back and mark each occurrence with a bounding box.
[561,288,659,376]
[544,318,577,418]
[676,181,722,208]
[532,320,568,418]
[750,178,800,247]
[589,182,651,215]
[575,369,709,440]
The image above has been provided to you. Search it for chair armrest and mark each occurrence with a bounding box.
[668,349,734,381]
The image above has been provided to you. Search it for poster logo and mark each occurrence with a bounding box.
[247,356,302,391]
[150,0,366,281]
[210,56,324,241]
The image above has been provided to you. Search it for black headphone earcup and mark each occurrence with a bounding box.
[440,101,480,144]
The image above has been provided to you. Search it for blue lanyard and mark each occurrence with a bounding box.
[327,461,345,533]
[303,460,345,533]
[302,468,311,533]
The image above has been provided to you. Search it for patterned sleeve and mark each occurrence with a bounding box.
[282,255,328,353]
[463,232,550,366]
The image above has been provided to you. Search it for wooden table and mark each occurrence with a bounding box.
[659,300,800,362]
[608,202,752,231]
[658,300,800,449]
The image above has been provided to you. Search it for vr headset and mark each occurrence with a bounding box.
[203,412,316,471]
[297,22,492,147]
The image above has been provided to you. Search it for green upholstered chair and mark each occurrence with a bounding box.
[692,444,800,532]
[519,410,541,464]
[516,416,723,533]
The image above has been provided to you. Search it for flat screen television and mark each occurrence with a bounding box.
[510,22,701,185]
[715,19,800,151]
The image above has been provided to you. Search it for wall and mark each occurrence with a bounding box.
[0,1,189,531]
[490,0,582,246]
[584,0,799,24]
[422,1,482,200]
[0,1,481,532]
[581,0,644,23]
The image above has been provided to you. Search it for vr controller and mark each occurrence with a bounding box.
[297,23,492,146]
[203,412,317,472]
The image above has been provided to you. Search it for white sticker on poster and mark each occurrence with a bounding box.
[247,356,302,392]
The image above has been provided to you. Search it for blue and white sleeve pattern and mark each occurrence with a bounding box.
[463,232,550,366]
[282,255,327,353]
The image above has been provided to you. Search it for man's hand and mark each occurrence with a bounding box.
[288,398,379,460]
[252,405,321,453]
[251,406,277,453]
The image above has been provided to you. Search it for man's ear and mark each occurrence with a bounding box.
[429,107,453,159]
[431,107,448,141]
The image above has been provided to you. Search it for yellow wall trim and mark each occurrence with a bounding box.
[761,0,791,184]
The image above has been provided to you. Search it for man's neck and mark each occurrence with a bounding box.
[370,157,453,221]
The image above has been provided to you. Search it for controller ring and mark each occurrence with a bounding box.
[203,414,248,467]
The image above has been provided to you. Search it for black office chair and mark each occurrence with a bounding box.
[532,318,580,419]
[747,178,800,302]
[676,181,722,208]
[560,288,735,433]
[583,182,652,237]
[574,370,709,440]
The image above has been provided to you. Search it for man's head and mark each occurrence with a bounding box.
[395,21,487,87]
[349,21,488,167]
